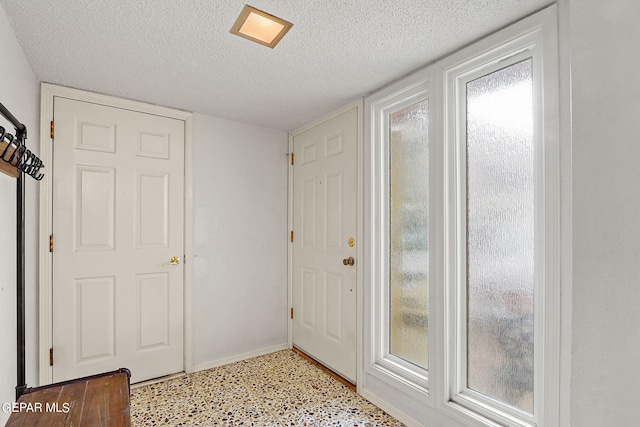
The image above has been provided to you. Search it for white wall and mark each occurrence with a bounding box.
[192,113,289,367]
[0,4,40,424]
[570,0,640,425]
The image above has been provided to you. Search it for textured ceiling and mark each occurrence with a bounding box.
[0,0,550,131]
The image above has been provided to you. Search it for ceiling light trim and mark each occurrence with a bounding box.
[230,5,293,49]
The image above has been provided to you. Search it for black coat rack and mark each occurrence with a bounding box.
[0,101,45,400]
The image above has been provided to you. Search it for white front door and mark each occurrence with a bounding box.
[51,97,185,383]
[292,106,358,382]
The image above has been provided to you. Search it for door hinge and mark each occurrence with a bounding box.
[290,307,294,319]
[290,230,294,242]
[49,348,53,366]
[290,153,295,166]
[50,121,55,140]
[49,235,54,252]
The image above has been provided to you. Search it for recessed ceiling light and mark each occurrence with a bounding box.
[230,5,293,48]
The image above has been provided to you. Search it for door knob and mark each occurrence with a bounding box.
[162,256,181,267]
[342,257,355,266]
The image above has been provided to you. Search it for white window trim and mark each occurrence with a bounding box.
[364,5,560,427]
[367,71,434,403]
[435,6,560,427]
[450,49,541,427]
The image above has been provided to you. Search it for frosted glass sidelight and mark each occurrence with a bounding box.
[389,99,429,370]
[466,59,535,413]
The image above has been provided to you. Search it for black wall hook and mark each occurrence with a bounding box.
[0,101,45,181]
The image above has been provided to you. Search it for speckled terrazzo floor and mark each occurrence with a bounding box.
[130,349,405,426]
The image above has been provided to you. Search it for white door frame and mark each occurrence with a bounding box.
[287,98,364,388]
[38,83,195,385]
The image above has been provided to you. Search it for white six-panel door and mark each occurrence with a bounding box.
[292,106,358,382]
[51,97,185,383]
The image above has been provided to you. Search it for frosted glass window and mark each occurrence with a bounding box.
[465,59,534,413]
[389,99,429,370]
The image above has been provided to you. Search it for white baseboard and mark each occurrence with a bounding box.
[359,388,424,427]
[192,343,290,373]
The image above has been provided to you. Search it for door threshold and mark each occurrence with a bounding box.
[292,347,356,391]
[131,371,186,389]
